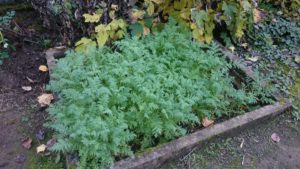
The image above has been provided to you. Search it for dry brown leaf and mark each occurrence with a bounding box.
[22,137,32,149]
[271,133,280,143]
[36,144,47,153]
[143,27,150,36]
[39,65,48,72]
[22,86,32,91]
[202,117,214,128]
[38,93,54,107]
[129,9,144,23]
[253,8,266,24]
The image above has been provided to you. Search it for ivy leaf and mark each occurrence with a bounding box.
[222,2,238,25]
[75,38,97,52]
[192,10,207,28]
[96,31,109,46]
[83,13,101,23]
[95,24,107,32]
[117,19,127,29]
[147,2,155,16]
[129,22,144,37]
[180,8,190,20]
[241,0,252,12]
[144,18,153,28]
[129,9,145,23]
[174,0,186,10]
[192,28,205,42]
[115,30,125,39]
[75,37,93,46]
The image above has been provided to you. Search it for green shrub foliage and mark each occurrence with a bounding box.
[47,20,269,168]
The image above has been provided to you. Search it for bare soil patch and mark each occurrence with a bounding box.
[0,37,49,169]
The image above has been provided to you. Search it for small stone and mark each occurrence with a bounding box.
[46,138,57,149]
[15,154,26,163]
[36,130,45,141]
[0,162,9,168]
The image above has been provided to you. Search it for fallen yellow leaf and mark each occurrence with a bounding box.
[247,56,259,62]
[22,86,32,91]
[229,46,235,52]
[39,65,48,72]
[202,117,214,128]
[83,13,101,23]
[36,144,47,153]
[38,93,54,107]
[241,43,248,48]
[111,4,118,11]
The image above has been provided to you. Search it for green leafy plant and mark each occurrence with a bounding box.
[47,20,271,168]
[0,11,15,26]
[238,15,300,119]
[32,0,256,45]
[0,11,15,65]
[264,0,300,19]
[0,31,9,65]
[248,16,300,50]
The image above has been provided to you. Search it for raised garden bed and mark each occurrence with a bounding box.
[46,47,291,169]
[45,22,292,169]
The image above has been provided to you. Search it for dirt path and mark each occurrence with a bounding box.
[160,112,300,169]
[0,44,49,169]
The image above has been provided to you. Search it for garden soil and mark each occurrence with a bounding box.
[0,43,49,169]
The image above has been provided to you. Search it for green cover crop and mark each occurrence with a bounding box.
[47,19,271,168]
